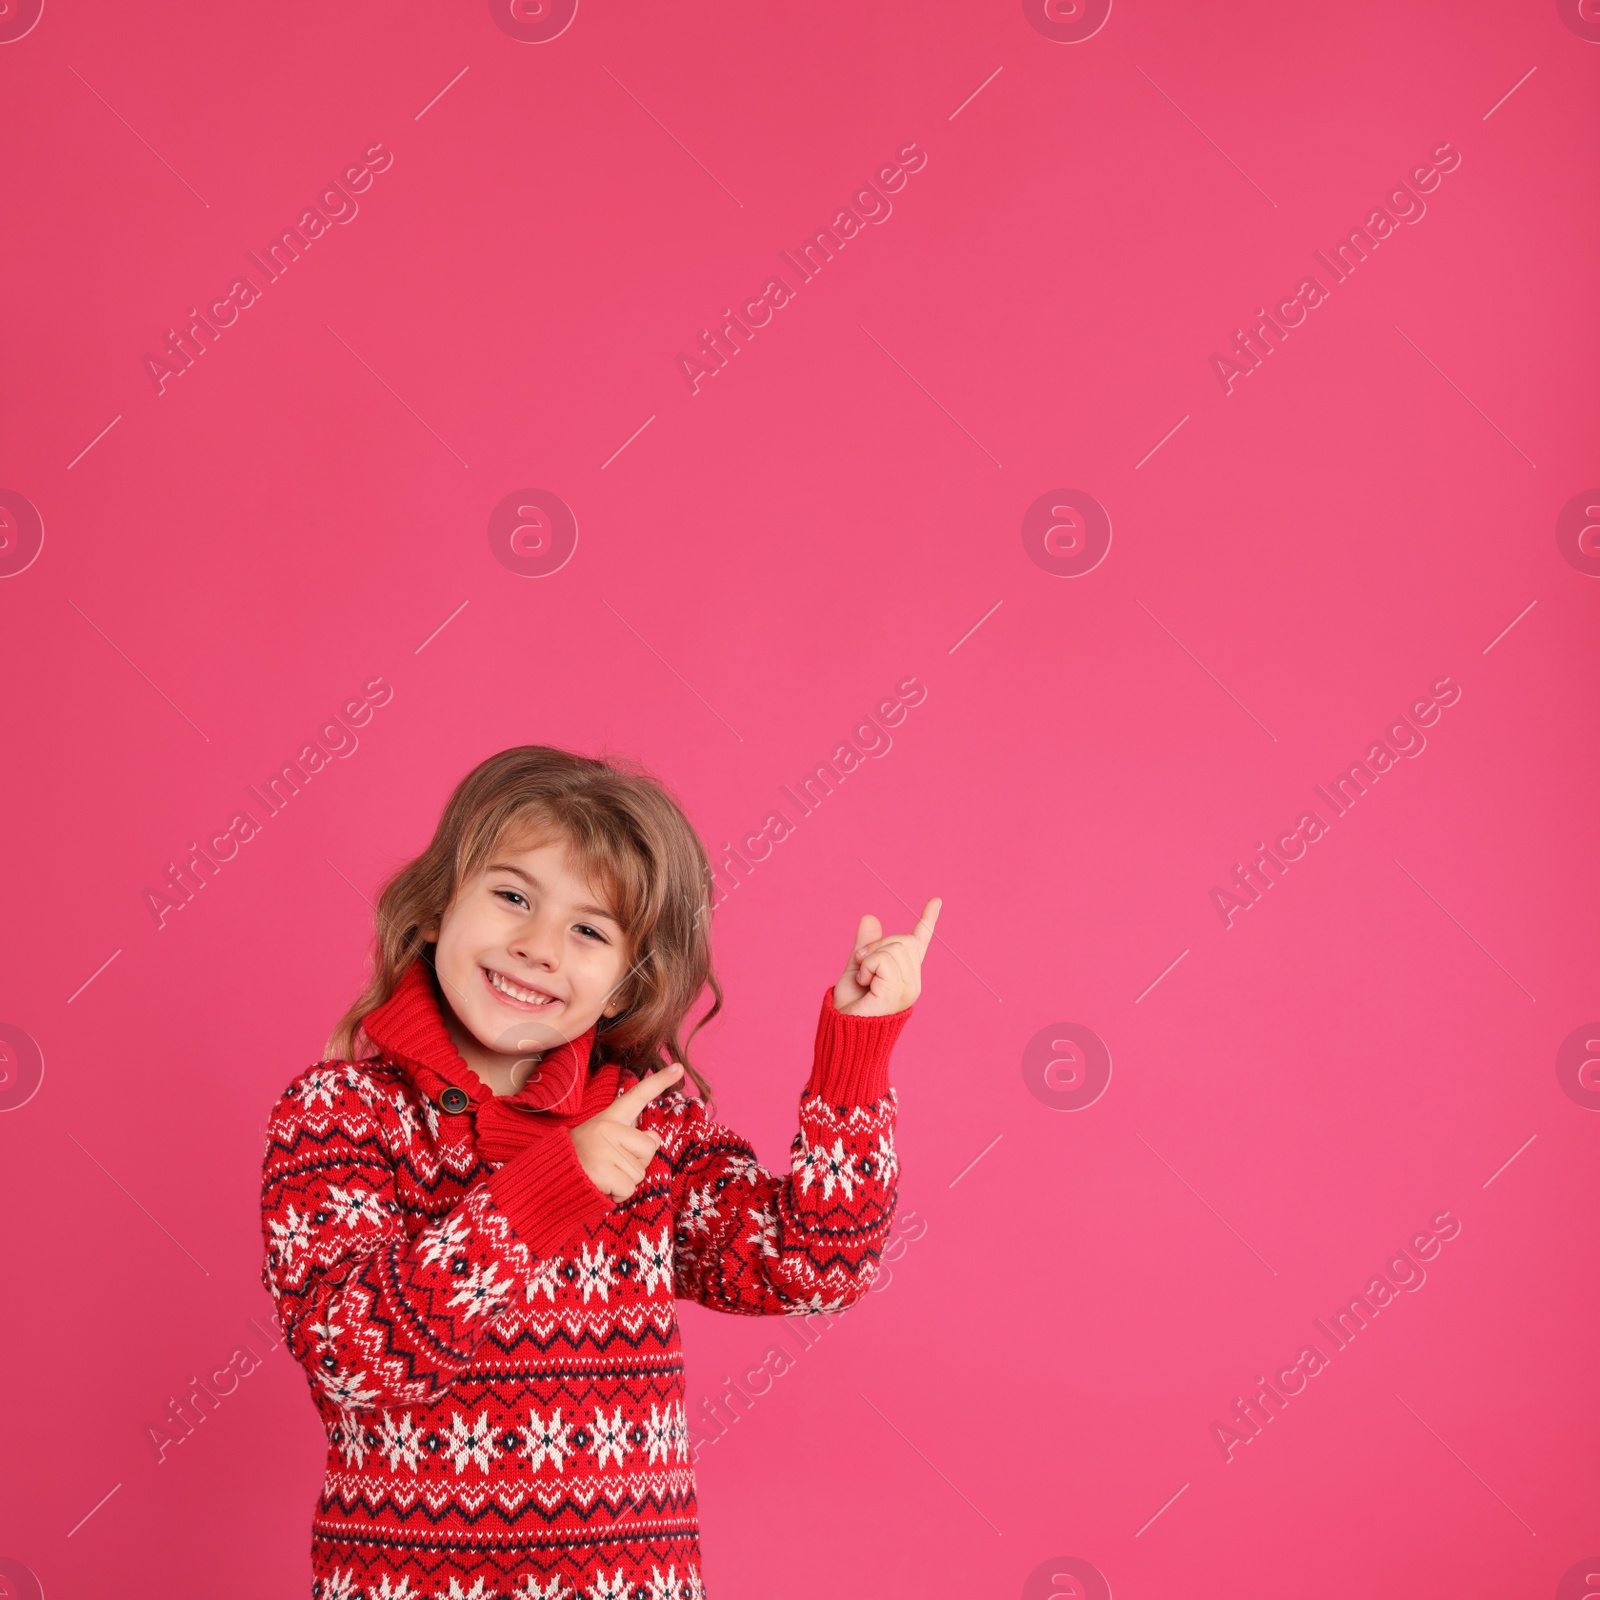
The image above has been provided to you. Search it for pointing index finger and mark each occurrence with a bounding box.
[609,1062,684,1125]
[911,897,942,954]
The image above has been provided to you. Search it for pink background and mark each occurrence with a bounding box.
[2,0,1597,1595]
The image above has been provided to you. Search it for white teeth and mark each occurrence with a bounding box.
[488,970,554,1005]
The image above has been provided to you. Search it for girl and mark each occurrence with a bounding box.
[260,745,938,1598]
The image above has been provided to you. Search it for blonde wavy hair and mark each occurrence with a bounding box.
[326,745,723,1104]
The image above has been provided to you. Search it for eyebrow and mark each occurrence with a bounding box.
[487,863,621,925]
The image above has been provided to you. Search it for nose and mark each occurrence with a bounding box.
[509,908,561,970]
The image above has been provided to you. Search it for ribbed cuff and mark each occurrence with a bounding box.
[805,986,911,1106]
[483,1128,615,1260]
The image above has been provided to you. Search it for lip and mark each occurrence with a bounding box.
[480,966,562,1011]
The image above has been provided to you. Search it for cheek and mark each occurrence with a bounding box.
[592,943,632,987]
[430,913,463,961]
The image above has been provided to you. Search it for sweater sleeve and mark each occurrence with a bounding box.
[259,1062,613,1416]
[651,987,910,1316]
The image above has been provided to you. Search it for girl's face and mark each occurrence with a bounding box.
[423,830,633,1084]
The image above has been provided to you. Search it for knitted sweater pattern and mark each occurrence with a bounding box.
[259,960,910,1598]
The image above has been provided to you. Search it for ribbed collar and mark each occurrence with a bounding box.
[359,956,621,1128]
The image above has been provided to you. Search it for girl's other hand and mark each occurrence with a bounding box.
[833,898,941,1017]
[570,1063,681,1201]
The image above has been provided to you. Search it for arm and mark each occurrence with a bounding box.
[656,988,910,1316]
[260,1062,613,1415]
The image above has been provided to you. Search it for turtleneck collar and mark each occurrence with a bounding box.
[359,956,620,1128]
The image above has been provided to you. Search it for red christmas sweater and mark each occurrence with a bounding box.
[259,958,910,1598]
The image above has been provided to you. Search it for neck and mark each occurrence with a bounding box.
[438,1008,547,1097]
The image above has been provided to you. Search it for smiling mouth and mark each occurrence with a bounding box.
[482,967,560,1010]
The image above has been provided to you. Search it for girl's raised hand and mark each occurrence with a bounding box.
[570,1062,682,1202]
[833,898,941,1017]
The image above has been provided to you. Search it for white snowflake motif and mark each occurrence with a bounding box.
[786,1289,846,1315]
[588,1405,630,1470]
[375,1409,424,1471]
[307,1312,345,1352]
[417,1214,472,1268]
[871,1128,898,1184]
[512,1577,573,1599]
[341,1064,380,1107]
[370,1576,418,1599]
[721,1150,767,1187]
[315,1361,379,1412]
[437,1580,496,1600]
[797,1135,858,1201]
[325,1184,383,1230]
[446,1259,516,1321]
[573,1241,617,1304]
[584,1568,630,1600]
[523,1406,573,1473]
[444,1410,497,1475]
[526,1253,564,1304]
[390,1090,421,1147]
[332,1405,369,1467]
[421,1097,442,1141]
[267,1203,315,1268]
[680,1182,721,1237]
[313,1565,361,1599]
[641,1401,686,1465]
[644,1566,683,1600]
[632,1227,673,1294]
[681,1565,707,1600]
[744,1203,780,1258]
[298,1068,348,1111]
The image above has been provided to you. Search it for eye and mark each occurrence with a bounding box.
[576,924,610,943]
[493,887,528,910]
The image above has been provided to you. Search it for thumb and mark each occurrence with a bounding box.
[603,1061,684,1127]
[846,913,882,969]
